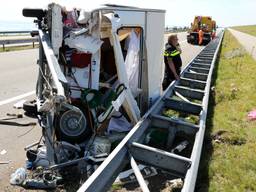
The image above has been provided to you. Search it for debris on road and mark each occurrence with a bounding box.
[10,167,27,185]
[0,160,10,164]
[0,149,7,155]
[13,99,27,109]
[0,112,36,127]
[114,165,157,185]
[0,119,36,127]
[6,113,23,118]
[22,169,63,190]
[22,100,38,115]
[162,178,183,192]
[10,166,62,190]
[26,146,49,169]
[171,140,189,154]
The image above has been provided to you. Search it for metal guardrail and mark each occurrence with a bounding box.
[0,30,31,35]
[77,30,224,192]
[0,31,38,50]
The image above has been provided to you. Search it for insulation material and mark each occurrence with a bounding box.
[65,34,101,90]
[77,10,91,24]
[50,4,63,56]
[65,35,103,54]
[124,30,140,96]
[107,111,132,134]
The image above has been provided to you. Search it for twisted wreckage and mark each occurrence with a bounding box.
[14,3,223,192]
[17,3,166,190]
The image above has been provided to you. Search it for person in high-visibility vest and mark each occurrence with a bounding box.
[212,29,216,39]
[198,28,204,45]
[162,34,182,90]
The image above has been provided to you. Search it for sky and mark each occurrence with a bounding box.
[0,0,255,28]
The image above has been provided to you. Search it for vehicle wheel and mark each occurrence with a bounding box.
[55,110,92,143]
[23,100,38,115]
[187,36,190,43]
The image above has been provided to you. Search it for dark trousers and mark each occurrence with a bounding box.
[162,77,173,90]
[162,68,181,91]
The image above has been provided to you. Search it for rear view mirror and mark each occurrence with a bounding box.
[22,8,46,19]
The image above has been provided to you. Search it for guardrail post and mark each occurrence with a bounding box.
[33,41,35,48]
[2,44,5,51]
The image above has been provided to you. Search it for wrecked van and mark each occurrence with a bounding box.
[20,3,165,189]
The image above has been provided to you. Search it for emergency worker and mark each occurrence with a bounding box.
[198,28,204,45]
[162,34,182,90]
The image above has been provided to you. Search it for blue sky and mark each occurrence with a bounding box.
[0,0,255,27]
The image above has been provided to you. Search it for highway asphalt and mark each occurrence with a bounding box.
[0,33,204,191]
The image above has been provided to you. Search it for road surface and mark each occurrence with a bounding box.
[229,28,256,60]
[0,49,38,100]
[0,49,41,191]
[0,33,204,191]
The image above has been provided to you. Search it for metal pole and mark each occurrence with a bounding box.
[45,113,55,164]
[37,39,44,100]
[39,30,67,97]
[130,157,150,192]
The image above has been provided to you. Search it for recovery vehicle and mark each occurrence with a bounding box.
[187,16,217,45]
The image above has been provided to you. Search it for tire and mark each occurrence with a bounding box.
[187,35,190,44]
[55,110,92,143]
[22,8,46,19]
[23,100,38,115]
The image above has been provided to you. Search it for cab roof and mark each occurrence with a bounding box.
[92,4,166,13]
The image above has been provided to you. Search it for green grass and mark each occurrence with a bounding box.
[232,25,256,37]
[0,44,38,52]
[111,183,123,191]
[197,30,256,192]
[163,108,199,124]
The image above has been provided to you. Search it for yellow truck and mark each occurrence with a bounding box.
[187,16,216,45]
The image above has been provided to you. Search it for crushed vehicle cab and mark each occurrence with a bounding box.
[22,2,165,186]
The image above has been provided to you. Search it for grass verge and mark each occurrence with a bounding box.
[0,44,38,52]
[196,30,256,192]
[232,25,256,37]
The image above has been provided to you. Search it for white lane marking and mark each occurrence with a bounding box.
[0,91,35,106]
